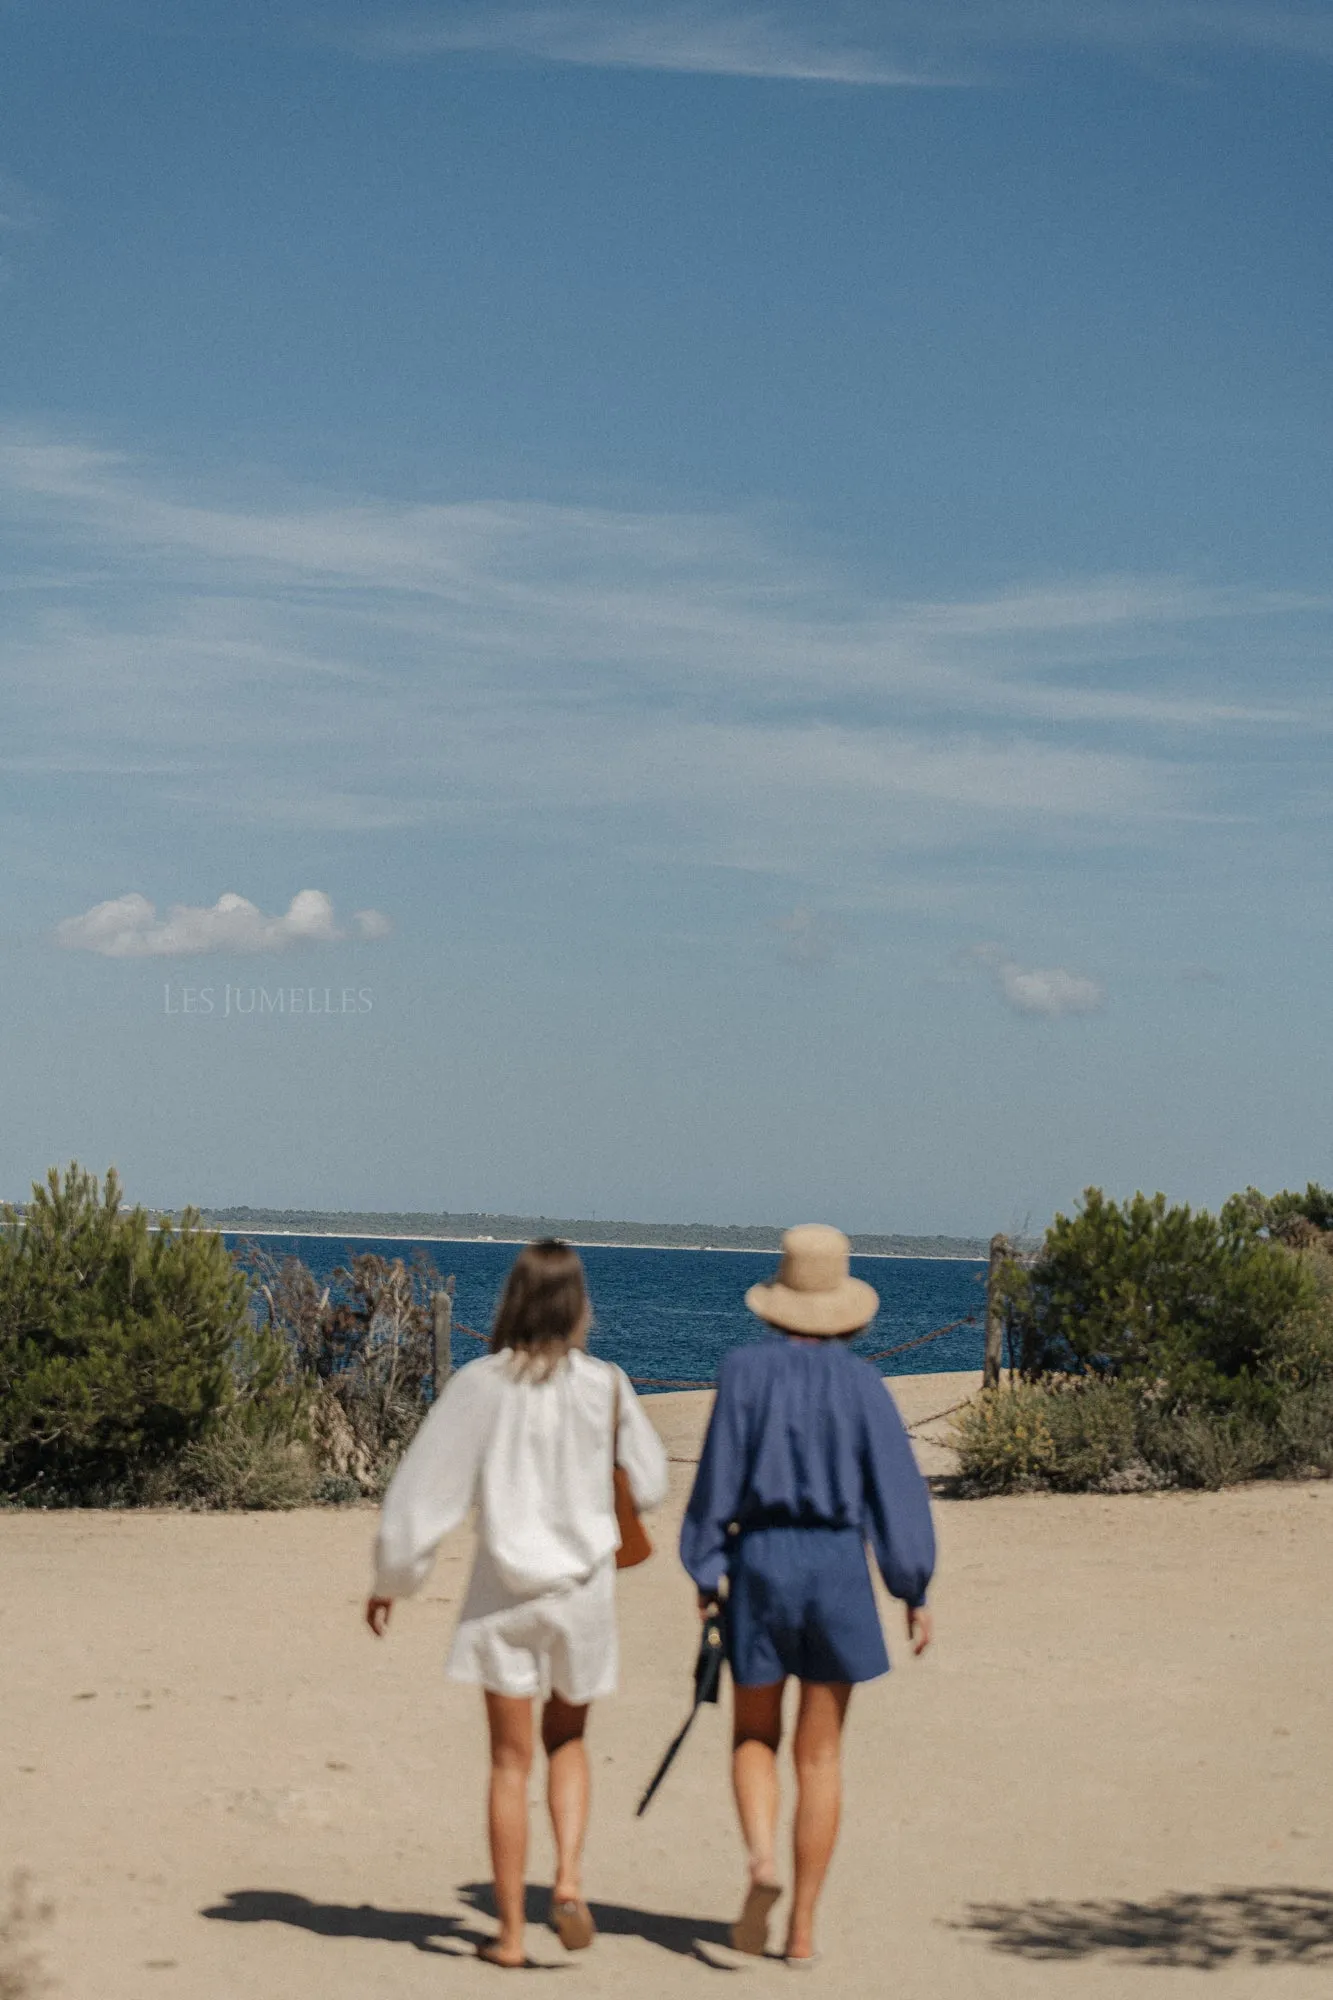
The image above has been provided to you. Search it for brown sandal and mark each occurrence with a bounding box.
[731,1882,783,1956]
[550,1897,596,1951]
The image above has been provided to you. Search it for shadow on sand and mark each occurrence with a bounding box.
[201,1885,736,1969]
[459,1881,735,1965]
[200,1890,479,1958]
[956,1887,1333,1968]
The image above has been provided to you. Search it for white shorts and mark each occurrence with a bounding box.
[448,1549,618,1704]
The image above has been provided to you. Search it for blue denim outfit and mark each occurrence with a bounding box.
[679,1337,936,1687]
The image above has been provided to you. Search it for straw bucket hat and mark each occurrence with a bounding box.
[745,1224,879,1337]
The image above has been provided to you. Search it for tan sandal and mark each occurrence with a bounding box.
[731,1882,783,1956]
[550,1897,596,1951]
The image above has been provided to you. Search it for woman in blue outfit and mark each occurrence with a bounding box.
[680,1224,936,1968]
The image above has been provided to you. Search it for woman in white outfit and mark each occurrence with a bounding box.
[366,1240,669,1968]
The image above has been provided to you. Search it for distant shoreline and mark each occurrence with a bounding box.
[184,1208,995,1259]
[213,1226,987,1263]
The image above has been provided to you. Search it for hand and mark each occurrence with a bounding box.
[906,1604,933,1657]
[697,1589,721,1622]
[365,1596,393,1637]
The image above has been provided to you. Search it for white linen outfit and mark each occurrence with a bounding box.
[373,1349,669,1703]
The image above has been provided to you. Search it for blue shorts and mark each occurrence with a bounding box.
[727,1525,890,1688]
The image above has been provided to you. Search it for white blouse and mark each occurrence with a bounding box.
[373,1348,670,1601]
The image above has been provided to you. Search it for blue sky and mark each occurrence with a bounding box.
[1,1,1330,1233]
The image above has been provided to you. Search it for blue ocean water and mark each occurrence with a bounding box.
[226,1235,986,1390]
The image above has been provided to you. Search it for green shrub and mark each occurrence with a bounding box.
[1259,1251,1333,1391]
[1245,1180,1333,1241]
[314,1472,364,1506]
[952,1377,1333,1495]
[1270,1382,1333,1477]
[1040,1379,1143,1490]
[162,1426,318,1510]
[0,1164,303,1504]
[1140,1405,1276,1491]
[1008,1187,1314,1401]
[954,1183,1333,1499]
[949,1383,1059,1493]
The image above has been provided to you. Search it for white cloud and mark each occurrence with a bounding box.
[1,429,1326,896]
[973,944,1104,1018]
[349,1,1333,79]
[360,6,956,83]
[0,433,1314,734]
[53,889,391,958]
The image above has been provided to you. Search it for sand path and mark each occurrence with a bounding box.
[3,1372,1332,1997]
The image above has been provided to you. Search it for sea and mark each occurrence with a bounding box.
[224,1235,987,1391]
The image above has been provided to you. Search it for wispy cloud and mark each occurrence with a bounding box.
[357,5,959,83]
[345,1,1333,79]
[54,889,391,958]
[973,943,1104,1018]
[0,434,1314,724]
[1,430,1325,892]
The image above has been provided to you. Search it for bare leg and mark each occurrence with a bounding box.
[541,1694,591,1905]
[732,1681,784,1890]
[785,1680,851,1962]
[727,1681,786,1954]
[483,1692,534,1966]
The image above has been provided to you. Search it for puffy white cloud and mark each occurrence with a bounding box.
[973,944,1103,1018]
[54,890,391,958]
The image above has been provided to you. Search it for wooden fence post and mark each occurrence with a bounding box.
[983,1233,1010,1389]
[432,1275,456,1400]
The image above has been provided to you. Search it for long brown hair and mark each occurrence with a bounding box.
[490,1239,590,1382]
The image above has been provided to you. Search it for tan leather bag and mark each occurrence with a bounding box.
[612,1375,653,1569]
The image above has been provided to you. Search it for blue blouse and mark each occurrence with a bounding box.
[679,1336,936,1608]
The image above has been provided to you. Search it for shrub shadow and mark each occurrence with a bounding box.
[956,1887,1333,1968]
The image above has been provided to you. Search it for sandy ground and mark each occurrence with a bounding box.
[4,1370,1333,1998]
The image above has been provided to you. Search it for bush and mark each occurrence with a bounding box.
[952,1376,1333,1495]
[1271,1382,1333,1477]
[951,1181,1333,1498]
[1140,1406,1276,1491]
[948,1383,1059,1493]
[1007,1187,1313,1398]
[241,1242,442,1493]
[0,1165,304,1505]
[157,1426,318,1510]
